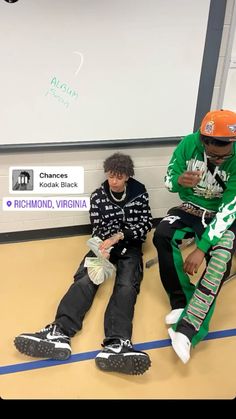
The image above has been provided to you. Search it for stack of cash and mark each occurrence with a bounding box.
[86,237,115,285]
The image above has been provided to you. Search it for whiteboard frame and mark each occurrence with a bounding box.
[0,0,226,153]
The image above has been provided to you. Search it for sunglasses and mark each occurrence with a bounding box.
[206,153,233,161]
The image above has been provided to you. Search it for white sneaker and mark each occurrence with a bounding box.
[168,327,191,364]
[165,308,184,325]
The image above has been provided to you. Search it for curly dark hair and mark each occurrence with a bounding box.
[103,153,134,177]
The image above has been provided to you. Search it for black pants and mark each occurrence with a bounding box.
[55,246,143,343]
[153,207,236,346]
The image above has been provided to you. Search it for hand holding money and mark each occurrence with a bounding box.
[178,170,202,188]
[86,237,116,285]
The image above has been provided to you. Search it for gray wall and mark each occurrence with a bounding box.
[211,0,236,108]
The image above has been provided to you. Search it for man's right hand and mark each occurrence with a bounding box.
[183,248,205,275]
[178,171,202,188]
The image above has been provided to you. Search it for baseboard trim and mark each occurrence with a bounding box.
[0,224,92,244]
[0,218,161,244]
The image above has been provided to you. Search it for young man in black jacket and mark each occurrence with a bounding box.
[14,153,153,375]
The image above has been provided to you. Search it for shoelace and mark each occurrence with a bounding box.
[121,339,132,348]
[40,326,52,333]
[40,325,69,339]
[105,339,132,350]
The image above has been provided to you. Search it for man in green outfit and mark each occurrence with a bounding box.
[153,109,236,363]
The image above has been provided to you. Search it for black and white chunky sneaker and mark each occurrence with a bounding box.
[95,339,151,375]
[14,324,71,360]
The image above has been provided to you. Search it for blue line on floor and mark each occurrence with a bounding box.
[1,327,236,375]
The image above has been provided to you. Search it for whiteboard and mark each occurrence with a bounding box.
[0,0,210,145]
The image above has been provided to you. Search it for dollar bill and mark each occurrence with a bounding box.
[84,257,105,267]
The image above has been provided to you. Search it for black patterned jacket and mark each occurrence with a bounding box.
[89,177,153,246]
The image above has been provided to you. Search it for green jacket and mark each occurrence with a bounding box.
[165,130,236,253]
